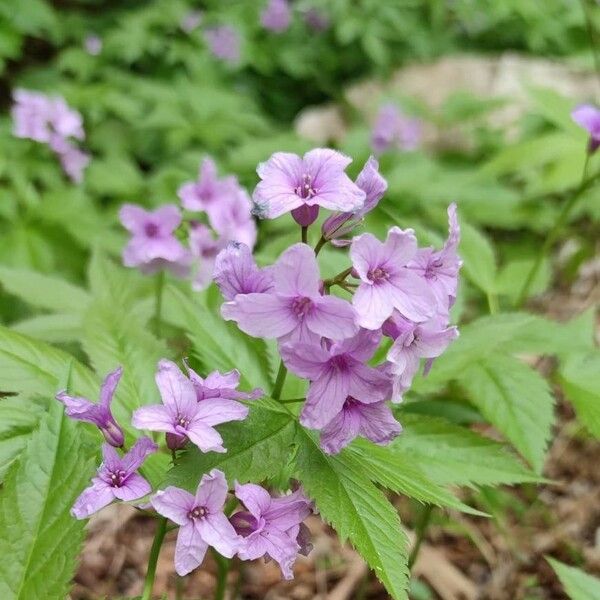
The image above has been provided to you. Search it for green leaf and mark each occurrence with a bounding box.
[168,400,297,490]
[391,415,540,487]
[0,400,95,599]
[547,557,600,600]
[460,355,554,472]
[295,428,409,599]
[12,313,82,344]
[0,266,90,313]
[559,352,600,439]
[459,219,496,295]
[348,441,485,516]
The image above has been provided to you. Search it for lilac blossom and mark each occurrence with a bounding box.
[407,203,461,316]
[189,222,224,291]
[71,437,157,519]
[57,367,125,448]
[383,312,458,400]
[320,397,401,454]
[84,34,103,55]
[252,149,365,225]
[204,25,241,64]
[209,186,257,249]
[50,136,90,183]
[261,0,292,33]
[322,156,387,244]
[350,227,436,329]
[180,10,203,33]
[214,242,274,301]
[280,329,391,429]
[119,204,191,276]
[222,243,358,343]
[231,483,313,579]
[371,104,422,155]
[151,470,239,576]
[132,360,249,452]
[185,361,263,402]
[571,104,600,153]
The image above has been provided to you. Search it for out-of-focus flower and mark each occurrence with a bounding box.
[252,148,365,225]
[350,227,436,329]
[571,104,600,153]
[152,470,239,576]
[261,0,292,33]
[280,329,391,429]
[303,8,329,31]
[209,186,257,249]
[119,204,191,276]
[50,136,90,183]
[132,360,249,452]
[71,437,157,519]
[371,104,422,155]
[188,222,224,291]
[214,242,274,301]
[84,35,103,56]
[222,243,358,343]
[204,25,241,64]
[180,10,203,33]
[231,483,313,579]
[57,366,125,447]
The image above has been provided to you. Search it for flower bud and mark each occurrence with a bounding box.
[101,420,125,448]
[166,432,188,451]
[292,204,319,227]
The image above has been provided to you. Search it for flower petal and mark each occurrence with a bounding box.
[272,243,320,296]
[175,523,208,576]
[99,366,123,407]
[155,359,197,415]
[195,469,229,512]
[353,283,394,330]
[71,481,114,519]
[131,405,175,433]
[300,369,350,429]
[307,295,358,340]
[194,398,249,426]
[235,482,272,518]
[279,342,330,380]
[198,512,240,558]
[113,473,152,501]
[186,421,226,453]
[121,436,158,473]
[350,233,384,282]
[152,486,195,525]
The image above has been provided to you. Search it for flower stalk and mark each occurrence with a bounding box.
[141,517,168,600]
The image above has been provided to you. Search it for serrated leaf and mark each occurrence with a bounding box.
[295,428,409,599]
[168,400,296,491]
[547,557,600,600]
[391,415,540,487]
[0,400,95,599]
[0,266,90,313]
[459,219,496,295]
[559,352,600,439]
[460,355,554,472]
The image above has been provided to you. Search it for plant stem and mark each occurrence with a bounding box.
[279,397,305,404]
[175,575,185,600]
[272,360,288,401]
[314,235,327,256]
[141,517,168,600]
[154,270,165,337]
[516,155,593,307]
[213,551,230,600]
[580,0,600,89]
[301,225,308,244]
[487,292,499,315]
[408,504,434,570]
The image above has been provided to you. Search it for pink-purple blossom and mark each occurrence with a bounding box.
[252,149,365,224]
[350,227,436,329]
[51,135,90,184]
[180,10,203,33]
[84,34,103,55]
[371,104,422,155]
[204,25,241,64]
[185,361,263,402]
[56,366,125,447]
[214,242,274,301]
[131,360,250,453]
[261,0,292,33]
[188,222,224,291]
[222,243,358,343]
[280,329,391,429]
[71,437,157,519]
[231,483,313,579]
[151,470,239,576]
[571,104,600,153]
[208,186,257,249]
[120,204,191,276]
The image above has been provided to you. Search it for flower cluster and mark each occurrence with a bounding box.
[371,103,422,155]
[216,148,460,454]
[120,156,256,290]
[11,89,89,183]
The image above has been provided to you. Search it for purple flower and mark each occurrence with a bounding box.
[119,204,191,276]
[204,25,241,64]
[189,223,224,291]
[371,104,422,155]
[132,360,249,453]
[185,361,263,402]
[322,156,387,243]
[231,483,313,579]
[151,470,239,576]
[261,0,292,33]
[214,242,275,301]
[222,243,358,343]
[56,367,125,447]
[320,397,401,454]
[209,186,257,250]
[350,227,436,329]
[571,104,600,153]
[51,136,90,183]
[84,34,103,56]
[281,329,391,429]
[407,203,461,316]
[383,313,458,400]
[180,10,203,33]
[303,8,329,31]
[71,437,157,519]
[252,149,365,224]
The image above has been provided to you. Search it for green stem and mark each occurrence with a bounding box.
[141,517,168,600]
[408,504,434,570]
[175,575,185,600]
[487,292,499,315]
[517,155,593,307]
[314,236,327,256]
[580,0,600,88]
[279,397,305,404]
[272,360,288,401]
[154,270,165,337]
[213,551,230,600]
[301,225,308,244]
